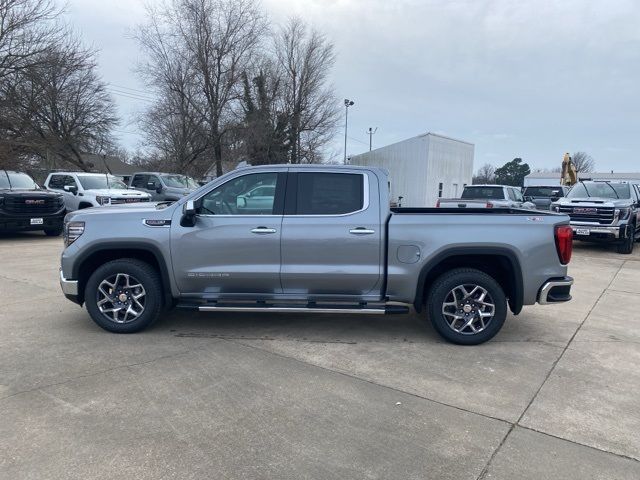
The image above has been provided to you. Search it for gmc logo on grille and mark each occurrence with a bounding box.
[25,199,45,205]
[573,207,597,214]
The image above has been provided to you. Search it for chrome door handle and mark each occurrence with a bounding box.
[349,228,375,235]
[251,227,277,234]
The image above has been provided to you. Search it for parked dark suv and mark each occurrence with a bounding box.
[0,170,65,236]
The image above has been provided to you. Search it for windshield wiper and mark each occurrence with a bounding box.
[602,181,620,199]
[4,170,12,189]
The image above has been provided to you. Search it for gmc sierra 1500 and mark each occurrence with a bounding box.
[59,165,574,345]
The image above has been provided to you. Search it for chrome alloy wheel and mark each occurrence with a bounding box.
[441,284,496,335]
[96,273,146,323]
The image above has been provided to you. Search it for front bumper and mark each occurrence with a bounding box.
[570,223,628,241]
[59,269,80,304]
[538,276,573,305]
[0,211,64,232]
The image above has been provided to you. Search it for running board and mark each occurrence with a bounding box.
[177,303,409,315]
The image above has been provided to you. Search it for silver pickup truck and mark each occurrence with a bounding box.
[437,185,536,209]
[59,165,574,345]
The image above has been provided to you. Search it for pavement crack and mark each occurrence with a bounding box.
[476,260,628,479]
[222,336,513,426]
[0,347,206,403]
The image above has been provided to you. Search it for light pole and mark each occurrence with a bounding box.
[367,127,378,151]
[344,99,354,163]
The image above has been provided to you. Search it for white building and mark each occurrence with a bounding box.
[349,132,474,207]
[524,171,640,187]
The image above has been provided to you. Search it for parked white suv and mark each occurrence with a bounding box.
[44,172,151,211]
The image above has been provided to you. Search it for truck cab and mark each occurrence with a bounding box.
[129,172,199,202]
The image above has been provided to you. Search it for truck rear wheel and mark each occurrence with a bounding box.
[426,268,507,345]
[85,259,163,333]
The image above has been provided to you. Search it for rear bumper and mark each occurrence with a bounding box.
[538,276,573,305]
[59,269,81,304]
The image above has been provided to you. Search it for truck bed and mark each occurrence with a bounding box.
[391,207,554,215]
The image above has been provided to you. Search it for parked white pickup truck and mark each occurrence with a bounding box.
[437,185,536,209]
[44,172,151,211]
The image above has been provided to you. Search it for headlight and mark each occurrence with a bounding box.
[551,204,560,212]
[63,221,85,247]
[616,208,631,220]
[95,196,110,205]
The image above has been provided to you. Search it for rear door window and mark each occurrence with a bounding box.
[294,173,364,215]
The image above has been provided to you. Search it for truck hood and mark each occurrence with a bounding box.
[65,202,178,222]
[85,188,150,197]
[556,197,633,207]
[0,189,62,198]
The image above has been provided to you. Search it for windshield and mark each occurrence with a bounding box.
[567,182,630,199]
[0,171,39,190]
[461,186,504,200]
[523,187,564,198]
[161,174,199,189]
[77,175,128,190]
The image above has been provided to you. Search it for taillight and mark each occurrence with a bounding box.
[555,225,573,265]
[486,202,494,208]
[435,199,440,207]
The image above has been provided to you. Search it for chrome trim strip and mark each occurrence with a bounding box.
[198,306,386,314]
[538,278,573,305]
[59,269,78,296]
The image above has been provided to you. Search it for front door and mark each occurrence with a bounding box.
[171,171,285,296]
[280,170,382,297]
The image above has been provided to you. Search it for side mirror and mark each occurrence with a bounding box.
[237,196,247,209]
[550,196,559,202]
[156,185,163,194]
[64,185,78,195]
[180,200,197,227]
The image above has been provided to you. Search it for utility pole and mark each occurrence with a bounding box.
[343,99,354,163]
[367,127,378,151]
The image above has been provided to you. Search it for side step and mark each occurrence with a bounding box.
[176,302,409,315]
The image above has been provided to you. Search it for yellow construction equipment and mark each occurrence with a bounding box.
[560,152,577,186]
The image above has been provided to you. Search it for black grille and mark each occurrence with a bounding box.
[3,196,64,214]
[111,197,150,205]
[559,205,615,224]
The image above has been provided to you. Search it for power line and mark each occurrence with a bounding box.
[107,89,155,103]
[348,135,368,146]
[108,83,153,96]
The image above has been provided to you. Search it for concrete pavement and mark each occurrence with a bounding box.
[0,233,639,479]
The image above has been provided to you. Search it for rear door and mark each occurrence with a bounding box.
[280,169,382,296]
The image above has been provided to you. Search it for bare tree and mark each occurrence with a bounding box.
[0,0,61,79]
[275,17,339,164]
[472,163,496,184]
[136,0,266,177]
[0,37,118,170]
[571,151,595,173]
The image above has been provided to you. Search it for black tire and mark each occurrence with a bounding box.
[617,224,635,254]
[44,226,63,236]
[85,258,163,333]
[426,268,507,345]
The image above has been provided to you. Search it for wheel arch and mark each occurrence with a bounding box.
[72,242,173,308]
[413,247,524,315]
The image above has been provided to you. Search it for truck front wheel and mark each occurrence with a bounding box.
[85,259,163,333]
[426,268,507,345]
[616,224,635,254]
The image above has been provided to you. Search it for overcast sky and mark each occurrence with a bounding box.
[65,0,640,172]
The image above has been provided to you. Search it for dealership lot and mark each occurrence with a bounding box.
[1,234,639,479]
